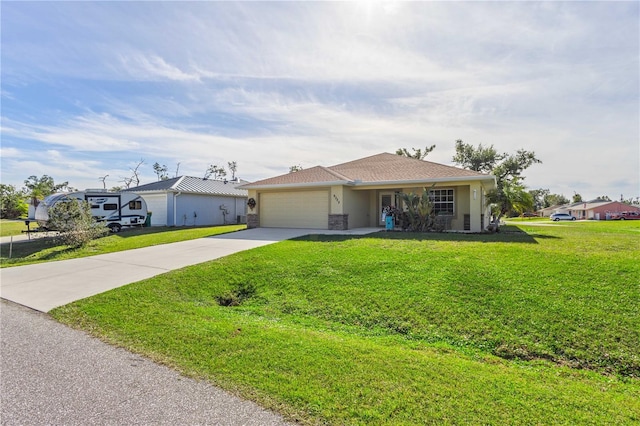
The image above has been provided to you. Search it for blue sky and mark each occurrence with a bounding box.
[2,1,638,201]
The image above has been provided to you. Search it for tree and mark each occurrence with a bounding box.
[47,197,108,247]
[98,174,109,189]
[572,192,583,203]
[453,139,541,230]
[120,159,145,189]
[120,177,134,189]
[204,164,227,180]
[130,159,145,187]
[626,196,640,205]
[227,161,238,180]
[396,145,436,160]
[544,193,569,208]
[486,180,534,220]
[153,162,169,181]
[289,165,303,173]
[452,140,502,173]
[23,175,69,205]
[530,189,570,209]
[529,188,550,211]
[0,184,28,219]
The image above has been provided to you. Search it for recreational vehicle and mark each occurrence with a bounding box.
[35,190,148,233]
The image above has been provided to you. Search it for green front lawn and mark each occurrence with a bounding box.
[0,219,30,237]
[53,221,640,424]
[1,225,246,267]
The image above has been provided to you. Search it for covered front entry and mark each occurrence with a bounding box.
[378,191,402,226]
[260,191,329,229]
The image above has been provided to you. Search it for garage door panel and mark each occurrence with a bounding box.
[261,191,328,229]
[140,194,167,226]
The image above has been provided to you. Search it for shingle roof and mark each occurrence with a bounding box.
[243,166,352,186]
[568,200,636,210]
[126,176,247,197]
[242,153,493,188]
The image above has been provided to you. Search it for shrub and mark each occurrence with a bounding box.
[398,185,437,232]
[48,197,109,247]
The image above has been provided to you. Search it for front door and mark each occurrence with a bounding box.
[379,192,395,226]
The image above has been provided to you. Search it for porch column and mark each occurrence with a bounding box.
[469,183,482,232]
[247,189,259,228]
[330,185,344,215]
[329,185,348,230]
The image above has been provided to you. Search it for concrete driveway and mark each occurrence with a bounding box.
[0,227,378,312]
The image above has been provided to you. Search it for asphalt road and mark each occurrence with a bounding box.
[0,300,293,425]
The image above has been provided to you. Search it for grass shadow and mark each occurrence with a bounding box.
[296,225,560,244]
[0,239,76,264]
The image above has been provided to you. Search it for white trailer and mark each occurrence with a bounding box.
[35,189,148,233]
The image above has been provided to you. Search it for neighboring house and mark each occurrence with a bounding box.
[126,176,248,227]
[538,205,562,218]
[560,200,640,220]
[239,153,496,232]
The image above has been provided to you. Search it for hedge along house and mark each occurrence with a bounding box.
[125,176,248,227]
[240,153,497,232]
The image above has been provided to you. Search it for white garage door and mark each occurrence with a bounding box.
[261,191,329,229]
[140,194,168,226]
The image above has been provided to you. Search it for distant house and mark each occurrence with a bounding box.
[126,176,248,227]
[240,153,496,232]
[538,204,562,218]
[554,199,640,220]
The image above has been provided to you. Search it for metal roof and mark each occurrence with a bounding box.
[126,176,248,197]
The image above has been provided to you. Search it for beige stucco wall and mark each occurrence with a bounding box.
[342,187,371,228]
[248,178,493,232]
[330,186,343,215]
[453,186,469,230]
[391,184,485,231]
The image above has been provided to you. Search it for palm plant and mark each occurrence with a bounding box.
[398,185,436,232]
[486,179,534,229]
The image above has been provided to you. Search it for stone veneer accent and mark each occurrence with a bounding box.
[247,214,259,229]
[328,214,349,230]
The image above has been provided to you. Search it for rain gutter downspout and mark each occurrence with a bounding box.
[173,192,182,226]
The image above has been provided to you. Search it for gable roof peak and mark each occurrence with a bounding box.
[328,152,490,182]
[241,152,495,189]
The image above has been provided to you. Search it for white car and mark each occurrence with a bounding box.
[550,213,576,221]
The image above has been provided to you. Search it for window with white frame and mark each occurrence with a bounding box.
[430,189,454,215]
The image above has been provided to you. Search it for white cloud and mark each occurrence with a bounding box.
[0,147,22,158]
[0,1,637,199]
[117,52,202,82]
